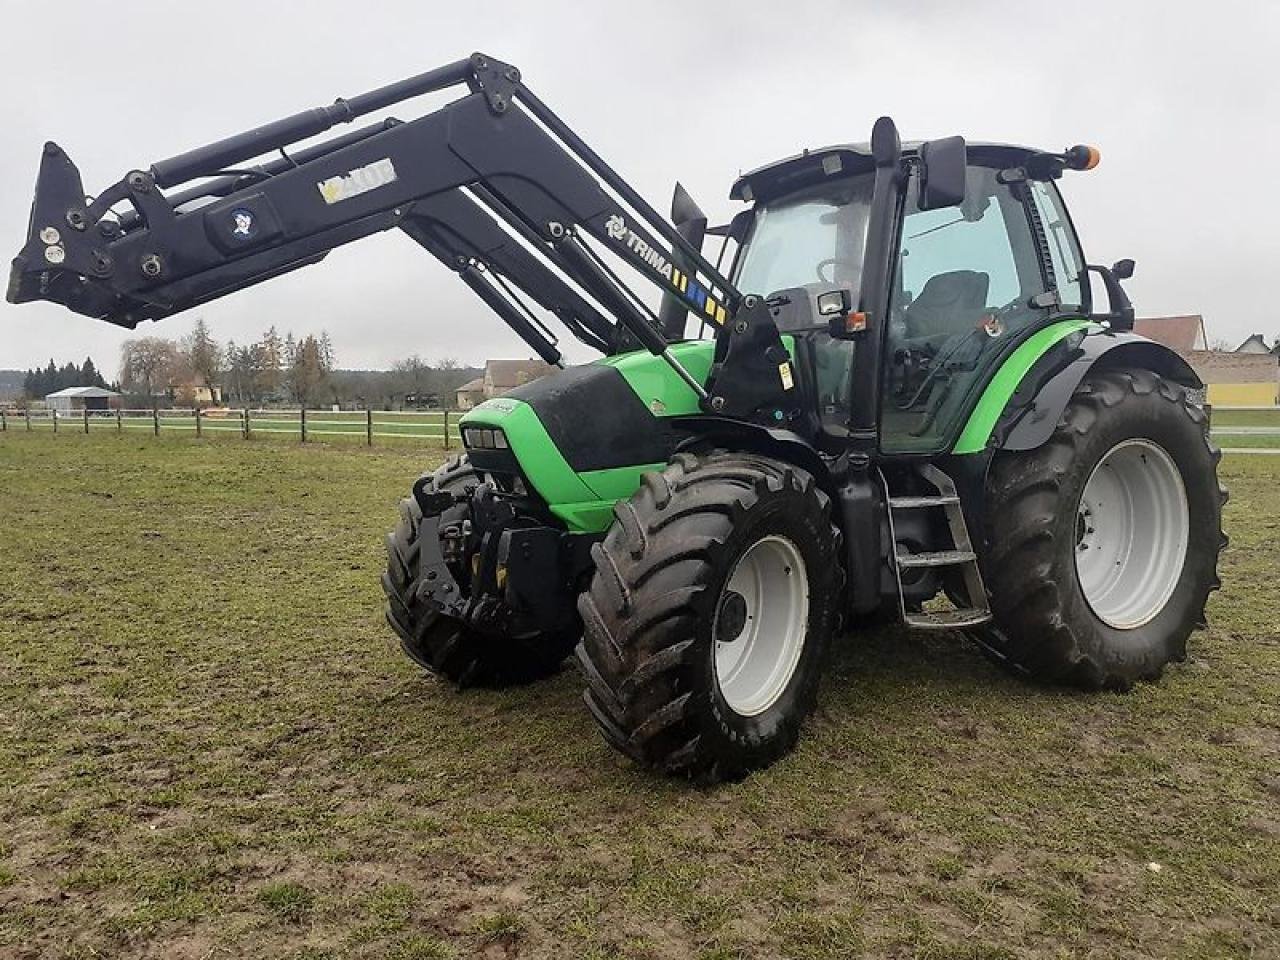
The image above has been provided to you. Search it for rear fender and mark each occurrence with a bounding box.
[997,329,1200,452]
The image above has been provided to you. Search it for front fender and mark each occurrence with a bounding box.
[997,328,1201,452]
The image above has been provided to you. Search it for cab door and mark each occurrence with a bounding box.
[879,164,1084,454]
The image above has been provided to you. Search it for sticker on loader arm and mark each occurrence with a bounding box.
[779,362,794,390]
[317,158,398,205]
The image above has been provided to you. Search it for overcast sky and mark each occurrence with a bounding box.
[1,0,1276,373]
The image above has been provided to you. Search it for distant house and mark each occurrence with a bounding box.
[455,377,486,411]
[1183,352,1278,406]
[45,386,121,413]
[1234,334,1274,355]
[455,359,558,410]
[167,375,221,407]
[1133,315,1207,352]
[483,359,557,396]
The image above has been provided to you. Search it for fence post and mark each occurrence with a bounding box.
[116,407,123,432]
[366,408,373,447]
[82,407,89,434]
[153,406,160,436]
[26,408,32,431]
[53,410,58,434]
[443,409,450,449]
[300,407,308,443]
[243,408,251,439]
[195,407,202,438]
[1,410,6,432]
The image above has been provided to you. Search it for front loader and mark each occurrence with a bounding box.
[9,54,1227,781]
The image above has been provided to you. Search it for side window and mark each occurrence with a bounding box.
[881,165,1048,453]
[1028,181,1085,311]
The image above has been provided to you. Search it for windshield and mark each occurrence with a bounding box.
[734,173,875,298]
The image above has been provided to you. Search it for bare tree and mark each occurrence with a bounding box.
[119,337,181,400]
[391,355,432,405]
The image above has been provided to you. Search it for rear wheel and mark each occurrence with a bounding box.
[977,368,1227,688]
[382,456,577,687]
[576,452,843,782]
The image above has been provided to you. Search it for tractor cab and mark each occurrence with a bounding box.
[727,141,1094,454]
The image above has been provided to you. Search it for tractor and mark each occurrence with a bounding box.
[9,54,1226,781]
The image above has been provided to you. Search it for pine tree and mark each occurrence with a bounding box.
[82,356,106,388]
[184,318,221,389]
[318,331,336,371]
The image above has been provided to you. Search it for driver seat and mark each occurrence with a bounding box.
[903,270,990,341]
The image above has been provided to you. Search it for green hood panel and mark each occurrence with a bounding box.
[596,339,716,417]
[459,396,664,533]
[459,338,795,534]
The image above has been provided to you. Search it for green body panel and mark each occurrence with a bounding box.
[951,318,1094,455]
[596,339,716,416]
[459,340,796,534]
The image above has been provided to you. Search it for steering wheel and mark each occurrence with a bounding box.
[815,258,858,285]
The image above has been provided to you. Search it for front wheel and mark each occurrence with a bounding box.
[382,456,577,687]
[977,368,1227,688]
[576,452,843,782]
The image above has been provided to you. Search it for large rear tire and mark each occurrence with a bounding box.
[577,452,843,782]
[382,456,577,687]
[977,368,1227,689]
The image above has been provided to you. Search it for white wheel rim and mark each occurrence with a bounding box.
[713,535,809,717]
[1074,439,1189,629]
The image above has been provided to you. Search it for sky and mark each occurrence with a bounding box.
[1,0,1276,374]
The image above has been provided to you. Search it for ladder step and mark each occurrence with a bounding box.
[904,608,993,630]
[889,495,960,509]
[896,549,977,569]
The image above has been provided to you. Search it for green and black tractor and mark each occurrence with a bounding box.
[10,54,1226,781]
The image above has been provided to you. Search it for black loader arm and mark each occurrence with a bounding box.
[8,53,798,420]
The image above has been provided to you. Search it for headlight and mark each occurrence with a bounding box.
[462,426,507,450]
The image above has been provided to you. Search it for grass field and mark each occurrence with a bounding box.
[1,433,1277,959]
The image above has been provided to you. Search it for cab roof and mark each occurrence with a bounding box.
[729,141,1040,203]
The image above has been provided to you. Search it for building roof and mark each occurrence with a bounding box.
[45,386,120,399]
[1183,351,1279,384]
[1235,334,1273,354]
[484,359,557,390]
[456,377,485,394]
[1133,315,1206,353]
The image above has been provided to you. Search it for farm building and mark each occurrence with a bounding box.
[483,358,557,395]
[44,385,121,412]
[456,360,557,410]
[1234,333,1279,355]
[1135,315,1278,405]
[1134,315,1207,352]
[455,377,486,410]
[1184,352,1279,406]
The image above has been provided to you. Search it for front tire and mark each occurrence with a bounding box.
[576,452,843,782]
[382,456,577,687]
[978,368,1227,689]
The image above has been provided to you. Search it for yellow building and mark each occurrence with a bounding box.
[1184,352,1278,406]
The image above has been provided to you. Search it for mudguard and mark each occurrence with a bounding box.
[995,327,1200,452]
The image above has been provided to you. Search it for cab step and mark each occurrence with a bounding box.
[888,494,960,509]
[882,463,992,632]
[896,549,977,568]
[903,607,992,630]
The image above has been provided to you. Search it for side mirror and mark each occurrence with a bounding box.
[918,136,967,211]
[1084,263,1135,331]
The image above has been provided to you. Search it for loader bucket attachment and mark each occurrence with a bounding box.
[7,142,125,322]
